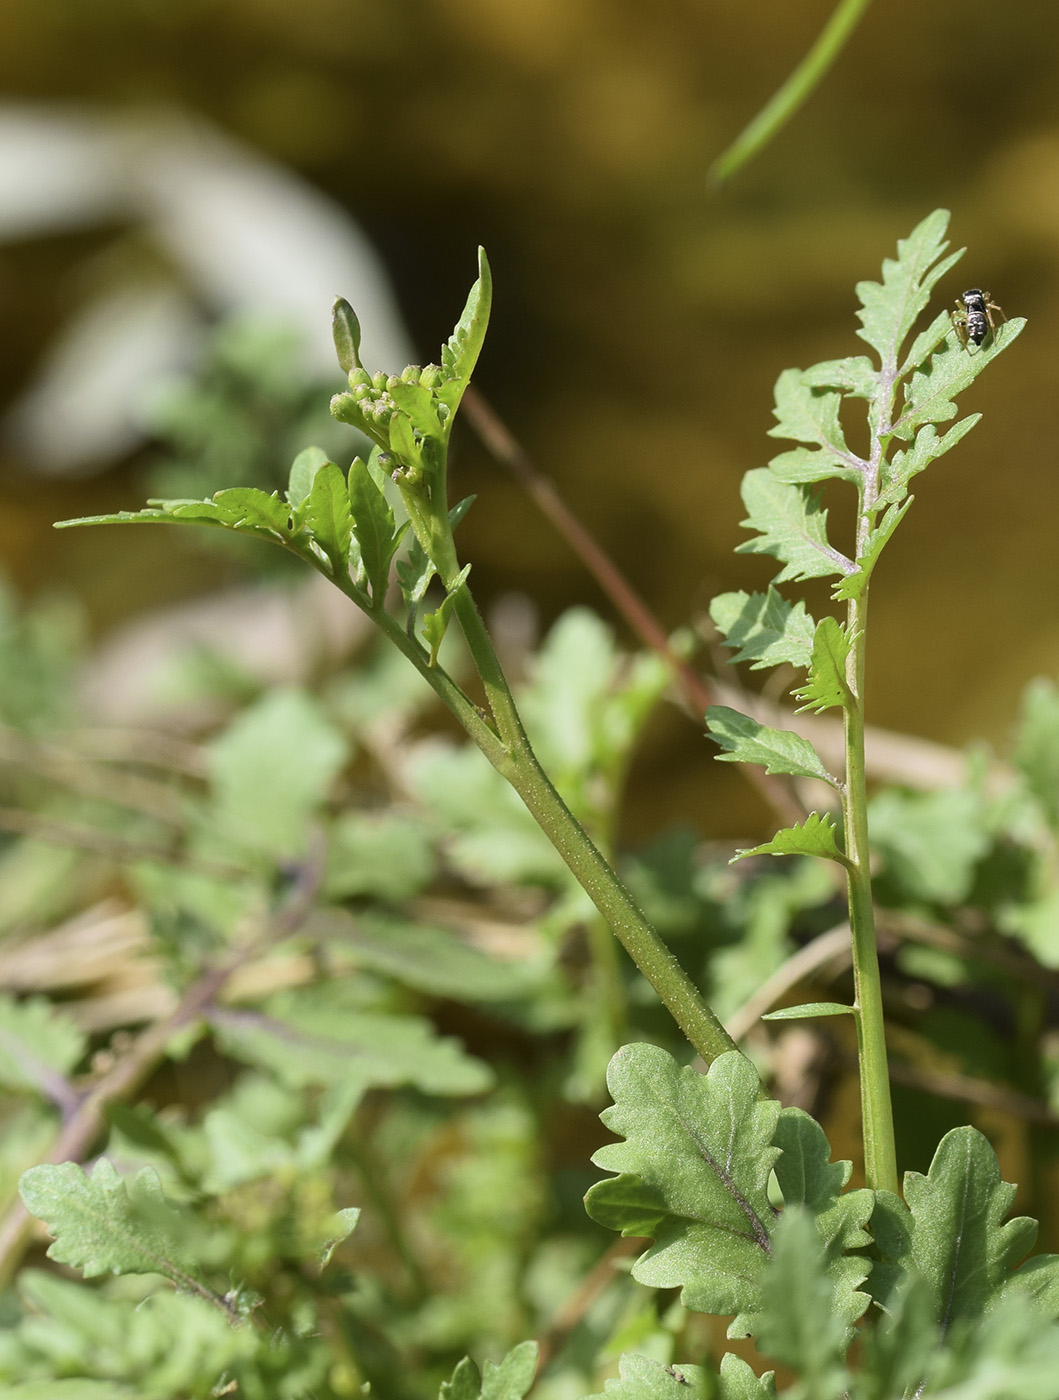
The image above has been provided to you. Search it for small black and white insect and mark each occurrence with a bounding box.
[951,288,1006,350]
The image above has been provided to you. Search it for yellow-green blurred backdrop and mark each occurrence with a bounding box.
[0,0,1056,833]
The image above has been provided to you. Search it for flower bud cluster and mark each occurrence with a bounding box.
[340,363,451,432]
[345,368,397,430]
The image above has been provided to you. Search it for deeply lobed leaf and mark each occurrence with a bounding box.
[706,706,839,788]
[736,470,853,584]
[438,247,493,412]
[710,587,816,671]
[792,615,852,713]
[586,1045,781,1330]
[869,1126,1055,1331]
[895,317,1026,440]
[854,209,962,364]
[585,1046,872,1343]
[19,1160,199,1286]
[733,811,845,865]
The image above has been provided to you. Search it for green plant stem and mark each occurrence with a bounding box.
[710,0,874,185]
[358,565,739,1070]
[843,584,898,1195]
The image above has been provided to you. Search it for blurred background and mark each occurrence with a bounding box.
[0,0,1055,833]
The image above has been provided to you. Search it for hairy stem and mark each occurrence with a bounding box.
[843,582,898,1194]
[362,561,738,1068]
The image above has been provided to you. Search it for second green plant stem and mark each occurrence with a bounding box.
[843,582,898,1195]
[361,501,740,1070]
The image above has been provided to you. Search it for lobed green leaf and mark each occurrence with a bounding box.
[438,247,492,412]
[770,1111,873,1337]
[583,1353,713,1400]
[388,378,445,441]
[585,1046,873,1346]
[793,615,853,713]
[706,706,840,787]
[879,416,979,507]
[768,369,864,482]
[894,317,1026,440]
[754,1207,851,1395]
[733,811,845,865]
[206,687,348,861]
[717,1353,777,1400]
[585,1045,781,1331]
[301,460,352,575]
[348,454,401,603]
[6,1269,258,1396]
[441,1358,483,1400]
[800,355,877,398]
[869,1127,1043,1330]
[480,1341,539,1400]
[831,499,914,602]
[736,470,853,584]
[854,209,962,364]
[711,587,816,671]
[19,1160,198,1286]
[0,994,85,1095]
[899,308,954,376]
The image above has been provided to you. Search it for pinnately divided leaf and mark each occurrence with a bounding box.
[736,470,853,584]
[832,499,914,602]
[584,1045,783,1332]
[706,706,840,788]
[854,209,962,363]
[767,369,864,483]
[754,1208,851,1398]
[438,247,492,413]
[440,1342,539,1400]
[879,416,980,507]
[894,316,1026,441]
[793,615,853,713]
[56,489,291,540]
[582,1353,714,1400]
[19,1160,200,1287]
[585,1046,873,1342]
[302,460,353,575]
[733,811,846,865]
[710,588,816,671]
[869,1126,1051,1329]
[769,1111,873,1339]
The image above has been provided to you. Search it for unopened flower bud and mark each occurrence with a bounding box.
[332,298,362,375]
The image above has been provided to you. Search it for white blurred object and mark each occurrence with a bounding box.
[79,572,371,728]
[0,104,415,473]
